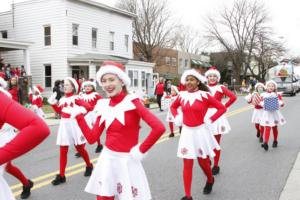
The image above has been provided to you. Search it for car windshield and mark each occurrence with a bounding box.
[273,77,292,83]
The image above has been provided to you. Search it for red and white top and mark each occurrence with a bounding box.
[79,91,102,109]
[29,94,43,108]
[51,93,92,118]
[171,90,226,127]
[245,93,263,109]
[76,91,165,153]
[207,83,237,108]
[0,92,49,165]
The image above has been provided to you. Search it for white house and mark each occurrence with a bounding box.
[0,0,154,95]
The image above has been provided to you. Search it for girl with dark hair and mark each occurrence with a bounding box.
[171,69,226,200]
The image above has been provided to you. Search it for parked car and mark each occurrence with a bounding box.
[272,76,299,96]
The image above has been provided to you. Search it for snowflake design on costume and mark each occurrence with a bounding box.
[117,183,123,194]
[131,186,138,197]
[198,149,203,156]
[181,148,188,155]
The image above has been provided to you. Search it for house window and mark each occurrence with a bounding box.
[109,31,115,50]
[124,34,129,52]
[165,57,171,65]
[72,24,79,46]
[141,71,146,87]
[44,26,51,46]
[171,58,177,66]
[1,30,7,39]
[128,70,138,87]
[92,28,97,48]
[44,64,52,87]
[184,59,188,68]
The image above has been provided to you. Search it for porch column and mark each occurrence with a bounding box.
[23,49,31,75]
[89,63,96,80]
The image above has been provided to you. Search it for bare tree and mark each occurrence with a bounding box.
[206,0,269,83]
[116,0,176,63]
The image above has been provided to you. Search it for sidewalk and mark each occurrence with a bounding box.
[279,151,300,200]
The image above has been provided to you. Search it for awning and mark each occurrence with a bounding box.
[0,39,33,51]
[68,53,128,64]
[191,59,211,67]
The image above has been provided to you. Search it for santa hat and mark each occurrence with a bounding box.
[171,85,179,94]
[254,82,265,91]
[82,80,97,90]
[205,66,221,81]
[265,80,277,89]
[33,84,44,94]
[181,69,207,85]
[0,77,7,88]
[96,61,130,86]
[65,77,79,94]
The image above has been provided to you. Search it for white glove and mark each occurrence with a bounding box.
[28,88,32,94]
[204,117,212,126]
[279,100,284,107]
[129,144,147,161]
[244,94,252,102]
[174,114,183,126]
[68,105,87,118]
[48,92,58,105]
[259,101,264,107]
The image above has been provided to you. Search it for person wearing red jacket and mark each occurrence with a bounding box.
[245,82,265,142]
[0,89,49,200]
[204,66,237,175]
[69,61,165,200]
[47,77,94,186]
[8,77,21,103]
[171,69,226,200]
[154,77,165,111]
[0,77,35,199]
[259,80,286,151]
[29,85,45,118]
[79,80,103,153]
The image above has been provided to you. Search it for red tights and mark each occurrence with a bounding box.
[169,122,174,133]
[183,158,213,197]
[264,126,278,144]
[60,144,92,177]
[5,161,29,186]
[213,134,221,167]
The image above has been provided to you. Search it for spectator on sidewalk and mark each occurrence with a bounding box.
[154,77,165,111]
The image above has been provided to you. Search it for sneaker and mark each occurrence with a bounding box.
[95,145,103,153]
[84,165,93,177]
[75,152,81,158]
[169,133,175,138]
[51,175,66,186]
[272,141,278,148]
[181,196,193,200]
[212,166,220,175]
[261,143,269,151]
[203,178,214,194]
[20,179,34,199]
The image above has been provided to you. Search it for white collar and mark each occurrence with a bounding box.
[79,92,98,102]
[94,94,138,129]
[178,90,208,106]
[208,85,223,96]
[58,95,78,106]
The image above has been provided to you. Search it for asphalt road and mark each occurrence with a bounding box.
[5,94,300,200]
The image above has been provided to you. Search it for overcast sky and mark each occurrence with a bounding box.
[1,0,300,56]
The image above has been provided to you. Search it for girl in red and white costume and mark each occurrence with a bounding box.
[259,80,286,151]
[0,84,49,200]
[71,61,165,200]
[204,66,237,175]
[171,69,226,200]
[245,82,265,142]
[79,80,103,153]
[29,85,45,119]
[47,77,94,185]
[164,85,181,137]
[0,77,35,199]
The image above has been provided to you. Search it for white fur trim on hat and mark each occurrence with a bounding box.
[205,68,221,81]
[171,85,179,94]
[181,69,207,85]
[96,65,131,86]
[254,82,265,90]
[65,77,79,94]
[265,80,277,89]
[81,81,97,90]
[0,77,7,88]
[33,86,42,94]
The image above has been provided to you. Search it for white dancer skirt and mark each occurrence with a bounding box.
[251,109,264,124]
[205,108,231,135]
[259,110,286,127]
[56,118,86,146]
[85,147,151,200]
[177,124,221,159]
